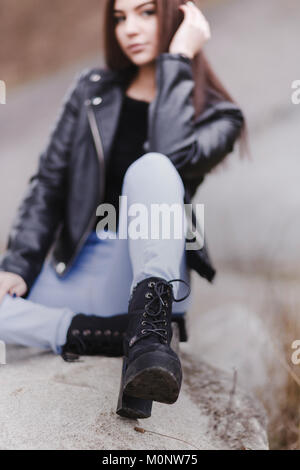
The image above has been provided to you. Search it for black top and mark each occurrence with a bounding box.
[93,94,149,232]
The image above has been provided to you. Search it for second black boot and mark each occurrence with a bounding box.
[120,276,191,404]
[60,313,130,361]
[62,312,153,419]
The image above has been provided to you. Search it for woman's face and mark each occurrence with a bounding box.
[113,0,159,66]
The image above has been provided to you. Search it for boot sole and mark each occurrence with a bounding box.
[116,356,153,419]
[122,350,182,404]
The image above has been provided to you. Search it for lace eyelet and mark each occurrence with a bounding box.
[71,329,80,336]
[94,330,102,336]
[148,281,156,288]
[141,329,146,334]
[164,301,168,307]
[113,331,119,337]
[164,320,167,325]
[104,329,111,336]
[162,310,167,316]
[142,321,146,326]
[145,292,153,299]
[143,312,147,318]
[83,329,91,336]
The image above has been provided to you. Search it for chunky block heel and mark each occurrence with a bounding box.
[116,356,153,419]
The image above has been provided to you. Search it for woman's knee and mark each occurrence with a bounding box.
[123,152,184,191]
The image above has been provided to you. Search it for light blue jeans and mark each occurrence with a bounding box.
[0,153,192,355]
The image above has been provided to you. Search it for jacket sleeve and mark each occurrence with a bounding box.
[0,68,89,293]
[145,52,245,181]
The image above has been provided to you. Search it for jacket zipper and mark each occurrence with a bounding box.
[61,98,106,275]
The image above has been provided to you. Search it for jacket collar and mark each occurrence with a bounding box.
[86,65,137,164]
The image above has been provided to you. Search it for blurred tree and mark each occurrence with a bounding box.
[0,0,105,88]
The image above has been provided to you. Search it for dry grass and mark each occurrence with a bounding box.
[256,274,300,449]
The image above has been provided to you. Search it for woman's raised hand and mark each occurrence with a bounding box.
[169,1,211,59]
[0,272,28,304]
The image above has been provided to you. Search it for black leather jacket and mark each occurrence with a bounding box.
[0,53,245,296]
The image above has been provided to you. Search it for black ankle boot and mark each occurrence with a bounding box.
[61,313,130,362]
[118,276,191,405]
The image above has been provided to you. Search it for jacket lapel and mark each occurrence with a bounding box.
[89,81,125,164]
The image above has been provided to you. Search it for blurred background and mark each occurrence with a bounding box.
[0,0,299,449]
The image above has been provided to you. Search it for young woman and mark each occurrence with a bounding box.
[0,0,246,419]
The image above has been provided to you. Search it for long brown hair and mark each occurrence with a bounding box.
[103,0,250,162]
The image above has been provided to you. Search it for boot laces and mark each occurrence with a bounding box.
[131,278,190,346]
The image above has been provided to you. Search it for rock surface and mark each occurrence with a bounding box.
[0,342,268,450]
